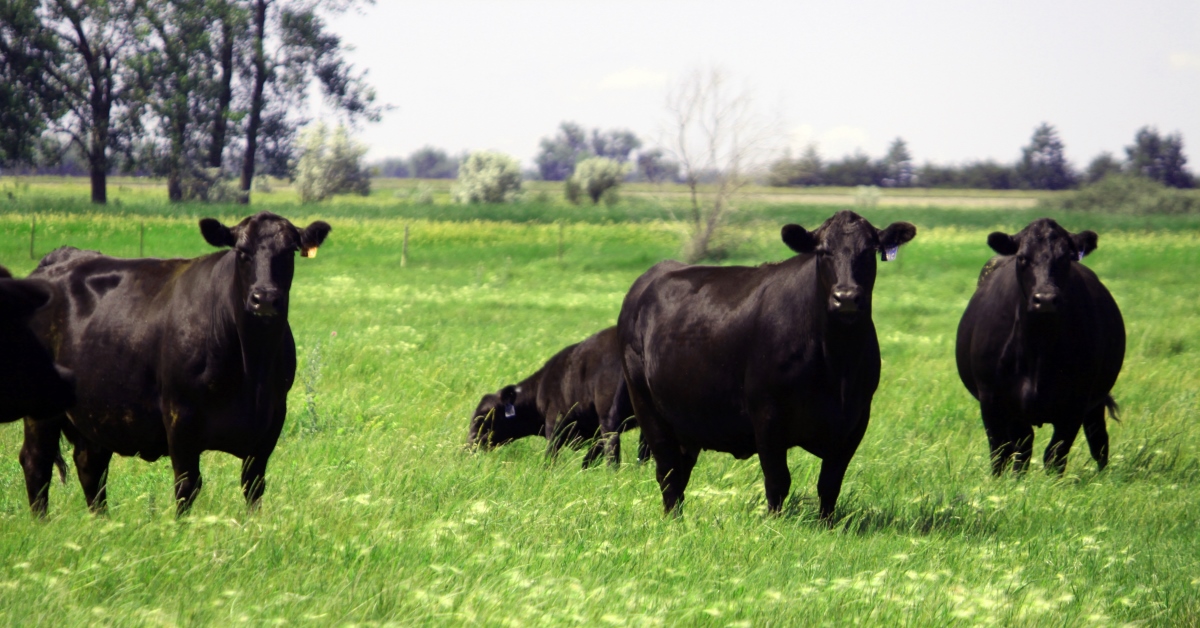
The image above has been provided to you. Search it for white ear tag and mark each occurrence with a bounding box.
[883,245,898,262]
[1077,249,1085,261]
[504,403,515,418]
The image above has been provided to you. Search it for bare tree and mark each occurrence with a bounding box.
[664,67,777,262]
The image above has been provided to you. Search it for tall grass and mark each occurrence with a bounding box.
[0,189,1197,625]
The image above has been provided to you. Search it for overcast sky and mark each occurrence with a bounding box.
[326,0,1200,170]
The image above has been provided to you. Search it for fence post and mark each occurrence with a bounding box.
[401,224,409,268]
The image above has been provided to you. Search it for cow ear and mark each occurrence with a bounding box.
[781,224,818,254]
[200,218,236,248]
[0,278,51,319]
[1073,230,1098,260]
[301,221,332,250]
[877,222,917,260]
[0,264,11,279]
[987,232,1019,255]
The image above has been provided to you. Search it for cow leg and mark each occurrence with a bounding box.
[654,441,699,515]
[636,431,651,464]
[20,416,66,517]
[758,446,791,515]
[1043,422,1081,475]
[68,429,113,514]
[980,402,1012,476]
[1082,404,1110,471]
[242,401,287,510]
[169,449,203,516]
[815,406,872,522]
[1009,423,1035,474]
[601,378,635,467]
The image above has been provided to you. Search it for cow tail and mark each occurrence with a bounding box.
[1104,395,1121,423]
[54,452,67,484]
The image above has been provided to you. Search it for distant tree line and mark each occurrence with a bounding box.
[372,122,681,185]
[0,0,381,204]
[768,124,1194,190]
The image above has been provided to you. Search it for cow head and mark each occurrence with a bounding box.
[781,210,916,320]
[0,269,75,422]
[468,385,543,449]
[200,212,331,318]
[987,218,1097,315]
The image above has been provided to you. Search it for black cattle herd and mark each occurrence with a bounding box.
[0,210,1124,522]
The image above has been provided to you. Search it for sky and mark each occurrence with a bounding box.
[325,0,1200,170]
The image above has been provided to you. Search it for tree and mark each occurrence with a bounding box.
[454,151,522,204]
[567,156,628,204]
[237,0,381,203]
[1125,127,1194,188]
[0,0,137,203]
[408,146,458,179]
[880,137,914,187]
[1016,123,1076,190]
[768,145,826,187]
[535,121,589,181]
[824,152,883,187]
[0,0,64,166]
[1084,152,1122,184]
[590,129,641,162]
[665,67,776,262]
[293,122,369,202]
[130,0,236,201]
[635,147,678,183]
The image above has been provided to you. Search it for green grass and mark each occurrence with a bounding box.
[0,181,1198,625]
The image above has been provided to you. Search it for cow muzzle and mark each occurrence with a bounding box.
[248,289,284,316]
[1029,291,1060,314]
[829,287,863,315]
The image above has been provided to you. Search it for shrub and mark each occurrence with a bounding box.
[453,151,523,204]
[1050,173,1200,215]
[294,122,371,203]
[567,157,629,205]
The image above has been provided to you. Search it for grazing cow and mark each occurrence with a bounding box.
[20,212,329,516]
[0,265,74,423]
[956,218,1124,475]
[617,210,916,520]
[469,326,649,467]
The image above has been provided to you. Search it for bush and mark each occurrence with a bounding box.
[1050,173,1200,214]
[453,151,523,204]
[567,157,629,205]
[294,122,371,203]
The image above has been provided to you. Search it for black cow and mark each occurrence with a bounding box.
[20,212,329,515]
[956,218,1124,475]
[469,326,648,467]
[617,210,916,520]
[0,265,74,423]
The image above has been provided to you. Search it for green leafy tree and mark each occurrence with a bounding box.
[1084,152,1122,184]
[590,129,641,162]
[0,0,137,202]
[293,121,369,203]
[567,156,628,204]
[1016,123,1076,190]
[0,0,64,166]
[880,137,914,187]
[635,147,678,183]
[454,151,522,204]
[237,0,381,203]
[535,121,589,181]
[408,146,458,179]
[1125,127,1194,188]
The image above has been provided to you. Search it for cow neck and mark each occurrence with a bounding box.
[216,250,289,381]
[1007,267,1062,405]
[800,254,871,404]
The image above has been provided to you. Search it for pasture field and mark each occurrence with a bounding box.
[0,185,1198,625]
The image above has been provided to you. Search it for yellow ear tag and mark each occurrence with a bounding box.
[301,246,317,258]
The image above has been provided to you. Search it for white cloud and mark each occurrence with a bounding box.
[1168,52,1200,70]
